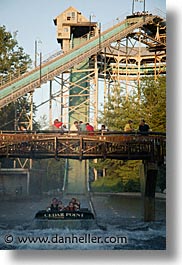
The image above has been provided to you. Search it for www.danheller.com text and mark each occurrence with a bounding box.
[3,233,128,245]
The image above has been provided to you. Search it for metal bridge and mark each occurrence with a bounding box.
[0,131,166,161]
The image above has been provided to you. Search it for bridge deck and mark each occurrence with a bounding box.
[0,131,166,161]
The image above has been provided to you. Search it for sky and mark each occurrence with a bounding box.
[0,0,166,59]
[0,0,166,123]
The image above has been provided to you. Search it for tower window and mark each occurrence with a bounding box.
[66,12,75,20]
[72,12,75,20]
[67,12,71,20]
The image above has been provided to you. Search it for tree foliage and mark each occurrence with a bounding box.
[0,25,40,131]
[99,76,166,132]
[92,76,166,192]
[0,25,31,77]
[140,76,166,132]
[0,26,39,168]
[0,97,39,130]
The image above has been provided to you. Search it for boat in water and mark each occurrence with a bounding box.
[33,197,96,229]
[35,208,94,220]
[33,208,96,230]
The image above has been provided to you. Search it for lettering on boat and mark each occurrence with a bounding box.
[65,212,84,218]
[43,212,84,219]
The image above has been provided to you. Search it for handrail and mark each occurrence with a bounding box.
[0,131,166,161]
[0,130,166,136]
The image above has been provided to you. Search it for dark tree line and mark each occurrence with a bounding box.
[0,25,39,130]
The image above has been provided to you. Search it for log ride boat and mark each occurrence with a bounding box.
[35,208,94,220]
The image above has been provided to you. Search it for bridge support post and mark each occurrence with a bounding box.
[142,161,158,222]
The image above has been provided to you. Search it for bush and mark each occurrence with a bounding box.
[123,179,140,192]
[91,176,141,193]
[91,177,123,192]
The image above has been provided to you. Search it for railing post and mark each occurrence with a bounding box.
[54,137,58,158]
[79,135,83,160]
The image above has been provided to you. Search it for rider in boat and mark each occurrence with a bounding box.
[58,200,64,211]
[50,197,59,211]
[70,197,80,210]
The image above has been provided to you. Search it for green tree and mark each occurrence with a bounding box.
[0,97,39,130]
[99,77,166,132]
[99,85,141,131]
[92,77,166,192]
[37,114,49,130]
[0,26,38,168]
[0,25,31,78]
[0,25,39,131]
[140,76,166,132]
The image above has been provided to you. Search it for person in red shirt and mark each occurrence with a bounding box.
[53,119,63,129]
[86,123,94,135]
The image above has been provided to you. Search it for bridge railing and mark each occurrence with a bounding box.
[0,130,166,145]
[0,129,166,135]
[0,130,166,161]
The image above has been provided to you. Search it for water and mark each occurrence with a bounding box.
[0,194,166,250]
[66,160,88,194]
[0,160,166,250]
[0,220,166,250]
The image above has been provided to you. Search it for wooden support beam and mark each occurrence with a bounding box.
[143,161,158,222]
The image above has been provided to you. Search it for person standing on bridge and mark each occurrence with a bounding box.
[138,119,150,133]
[70,121,79,131]
[100,124,109,135]
[60,124,68,133]
[79,121,86,132]
[124,120,134,133]
[18,125,27,131]
[53,119,63,129]
[86,122,94,135]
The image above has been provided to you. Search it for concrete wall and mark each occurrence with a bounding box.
[0,169,29,197]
